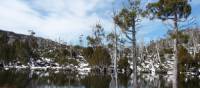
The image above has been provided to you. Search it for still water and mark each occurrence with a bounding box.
[0,69,200,88]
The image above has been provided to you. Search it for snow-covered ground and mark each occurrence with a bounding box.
[1,55,91,75]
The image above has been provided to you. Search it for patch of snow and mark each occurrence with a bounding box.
[54,70,59,74]
[4,67,9,70]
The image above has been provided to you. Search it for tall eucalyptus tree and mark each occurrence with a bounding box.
[114,0,144,87]
[147,0,192,87]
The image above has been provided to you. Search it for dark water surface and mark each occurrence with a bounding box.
[0,69,200,88]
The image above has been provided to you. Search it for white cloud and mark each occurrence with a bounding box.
[0,0,198,45]
[0,0,114,44]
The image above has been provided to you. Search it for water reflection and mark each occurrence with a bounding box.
[0,69,200,88]
[110,73,118,88]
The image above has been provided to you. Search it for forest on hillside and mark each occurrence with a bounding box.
[0,0,200,78]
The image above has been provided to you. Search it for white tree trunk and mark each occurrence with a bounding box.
[156,43,161,63]
[193,32,197,58]
[110,73,118,88]
[173,39,178,88]
[114,29,117,75]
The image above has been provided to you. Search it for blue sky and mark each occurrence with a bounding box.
[0,0,199,45]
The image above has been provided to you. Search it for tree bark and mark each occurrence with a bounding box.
[132,17,137,88]
[173,13,178,88]
[156,43,161,63]
[114,19,118,75]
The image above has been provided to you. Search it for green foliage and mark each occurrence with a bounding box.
[0,44,15,63]
[163,48,173,54]
[114,0,143,42]
[83,47,111,67]
[178,45,192,64]
[147,0,191,21]
[147,0,192,73]
[73,45,83,51]
[169,31,190,44]
[90,47,111,66]
[38,45,79,66]
[0,32,8,44]
[52,48,70,65]
[86,36,96,47]
[194,52,200,67]
[13,39,32,64]
[106,33,115,49]
[195,52,200,62]
[82,47,94,61]
[87,23,105,47]
[0,31,39,65]
[118,57,130,71]
[178,45,193,72]
[67,59,78,66]
[114,8,136,31]
[114,0,143,30]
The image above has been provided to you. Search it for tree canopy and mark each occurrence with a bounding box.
[147,0,191,21]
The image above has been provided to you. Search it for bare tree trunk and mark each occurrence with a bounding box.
[114,18,118,75]
[173,14,178,88]
[173,39,178,88]
[139,39,144,62]
[156,43,161,63]
[132,18,138,88]
[112,8,118,77]
[192,32,197,58]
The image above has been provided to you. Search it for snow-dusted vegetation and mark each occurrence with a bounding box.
[0,0,200,87]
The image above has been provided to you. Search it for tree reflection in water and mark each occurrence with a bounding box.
[110,72,118,88]
[0,69,200,88]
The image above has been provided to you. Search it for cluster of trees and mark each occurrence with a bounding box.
[0,31,38,65]
[82,22,132,72]
[147,28,200,73]
[81,0,193,69]
[0,30,80,67]
[0,0,199,79]
[84,24,112,68]
[76,0,198,76]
